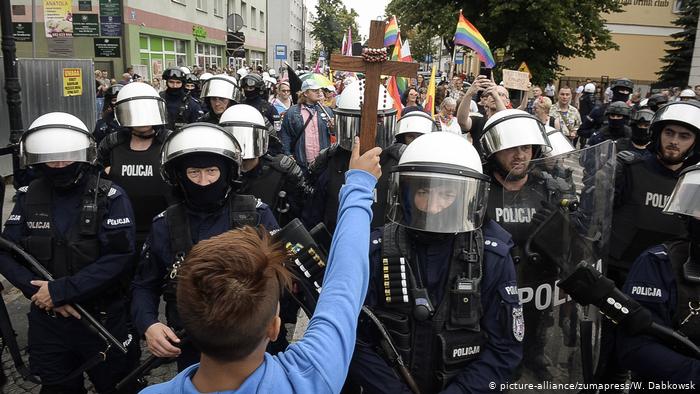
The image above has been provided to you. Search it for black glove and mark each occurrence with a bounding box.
[531,200,557,229]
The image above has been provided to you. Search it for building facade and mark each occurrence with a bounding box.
[266,0,306,70]
[228,0,267,69]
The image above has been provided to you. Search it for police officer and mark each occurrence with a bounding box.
[348,132,523,393]
[183,73,201,101]
[240,73,284,154]
[304,79,398,232]
[130,123,279,371]
[586,101,632,147]
[0,112,136,393]
[647,93,669,113]
[160,68,203,131]
[97,81,174,250]
[618,164,700,388]
[196,75,238,124]
[220,104,308,226]
[597,100,700,388]
[580,78,634,139]
[93,84,126,144]
[615,108,654,159]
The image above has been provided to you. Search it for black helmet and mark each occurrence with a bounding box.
[632,109,654,125]
[240,73,266,98]
[648,93,669,112]
[611,78,634,93]
[184,73,199,84]
[162,68,186,82]
[104,84,123,103]
[605,101,631,117]
[649,101,700,162]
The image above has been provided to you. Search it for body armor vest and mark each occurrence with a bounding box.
[108,140,169,244]
[239,155,286,215]
[324,150,351,233]
[162,194,260,327]
[667,241,700,345]
[371,223,486,392]
[609,160,685,267]
[22,176,111,285]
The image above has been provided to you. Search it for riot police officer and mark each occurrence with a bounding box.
[183,73,201,101]
[0,112,136,393]
[196,75,238,124]
[348,132,523,393]
[159,68,203,131]
[220,104,308,226]
[586,101,632,147]
[648,93,669,113]
[130,123,279,371]
[93,83,126,144]
[96,81,174,250]
[304,79,398,232]
[239,73,284,154]
[580,78,634,139]
[618,164,700,388]
[615,108,654,159]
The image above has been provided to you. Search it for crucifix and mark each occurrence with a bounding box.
[330,19,419,153]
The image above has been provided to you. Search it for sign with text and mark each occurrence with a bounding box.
[78,0,92,11]
[502,69,530,91]
[100,15,122,36]
[63,68,83,97]
[47,37,74,57]
[275,44,287,60]
[73,14,99,36]
[94,38,120,57]
[99,0,122,16]
[12,23,32,42]
[44,0,73,38]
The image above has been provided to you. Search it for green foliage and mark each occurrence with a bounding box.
[657,0,699,86]
[386,0,622,85]
[310,0,359,57]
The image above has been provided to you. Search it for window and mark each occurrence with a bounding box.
[196,43,224,70]
[241,2,247,26]
[260,11,264,32]
[213,0,222,16]
[197,0,206,11]
[251,7,256,30]
[139,35,188,80]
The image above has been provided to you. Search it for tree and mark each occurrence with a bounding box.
[657,0,699,87]
[310,0,359,59]
[386,0,622,85]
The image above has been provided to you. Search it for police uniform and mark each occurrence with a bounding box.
[0,175,136,393]
[93,113,125,145]
[348,220,523,393]
[130,196,279,371]
[238,153,309,226]
[195,111,221,125]
[586,124,632,148]
[160,90,203,131]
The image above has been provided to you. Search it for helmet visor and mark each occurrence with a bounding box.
[544,130,576,158]
[335,108,397,150]
[115,96,168,127]
[663,169,700,219]
[21,127,95,167]
[481,114,552,157]
[222,122,269,159]
[201,77,238,101]
[652,102,700,134]
[386,172,490,233]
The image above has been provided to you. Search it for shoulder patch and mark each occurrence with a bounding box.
[483,237,510,257]
[6,214,22,224]
[17,186,28,193]
[104,216,133,228]
[107,187,119,198]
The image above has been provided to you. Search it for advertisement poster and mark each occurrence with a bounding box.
[63,68,83,97]
[44,0,73,38]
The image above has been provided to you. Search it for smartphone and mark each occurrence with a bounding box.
[479,66,492,79]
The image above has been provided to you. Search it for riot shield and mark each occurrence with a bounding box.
[503,141,616,389]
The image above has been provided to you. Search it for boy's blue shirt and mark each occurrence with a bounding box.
[140,169,376,394]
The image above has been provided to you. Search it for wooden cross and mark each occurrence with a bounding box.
[330,20,419,153]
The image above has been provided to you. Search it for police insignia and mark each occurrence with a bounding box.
[513,305,525,342]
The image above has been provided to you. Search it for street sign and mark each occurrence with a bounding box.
[518,62,532,77]
[275,45,287,60]
[455,53,464,65]
[319,51,326,61]
[227,13,244,32]
[424,54,432,63]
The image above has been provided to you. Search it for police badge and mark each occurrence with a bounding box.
[513,305,525,342]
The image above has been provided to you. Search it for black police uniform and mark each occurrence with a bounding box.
[93,112,125,145]
[195,111,221,125]
[0,172,136,393]
[304,142,405,233]
[348,220,523,393]
[243,96,284,155]
[160,90,203,131]
[131,195,279,371]
[586,124,632,148]
[238,153,309,226]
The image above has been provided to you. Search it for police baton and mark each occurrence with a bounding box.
[0,236,127,355]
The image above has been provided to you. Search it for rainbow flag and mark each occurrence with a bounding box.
[454,11,495,68]
[423,65,437,117]
[390,34,407,95]
[384,16,399,47]
[387,76,404,118]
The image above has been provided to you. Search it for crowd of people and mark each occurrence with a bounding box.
[0,57,698,394]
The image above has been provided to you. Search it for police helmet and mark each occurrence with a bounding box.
[103,84,123,105]
[605,101,631,117]
[480,109,552,159]
[240,73,264,91]
[199,72,214,82]
[335,79,397,151]
[179,66,192,75]
[649,101,700,160]
[544,126,575,158]
[219,104,269,159]
[663,164,700,219]
[114,82,168,128]
[21,112,96,167]
[386,132,490,233]
[648,93,669,111]
[160,122,242,186]
[583,83,596,94]
[236,67,249,78]
[611,78,634,93]
[680,89,697,99]
[184,73,199,85]
[201,75,239,102]
[395,111,438,141]
[162,68,186,83]
[632,108,655,125]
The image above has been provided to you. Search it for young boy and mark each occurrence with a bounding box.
[140,137,381,393]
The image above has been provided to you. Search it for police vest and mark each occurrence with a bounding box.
[108,139,170,243]
[239,155,289,214]
[161,91,191,130]
[161,194,261,328]
[374,143,406,229]
[667,241,700,345]
[609,158,685,267]
[323,149,351,233]
[21,176,112,283]
[371,223,486,392]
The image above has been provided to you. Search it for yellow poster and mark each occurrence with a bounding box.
[63,68,83,97]
[44,0,73,38]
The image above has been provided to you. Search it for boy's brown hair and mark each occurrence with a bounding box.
[176,225,291,362]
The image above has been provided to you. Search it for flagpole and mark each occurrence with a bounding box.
[450,45,457,79]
